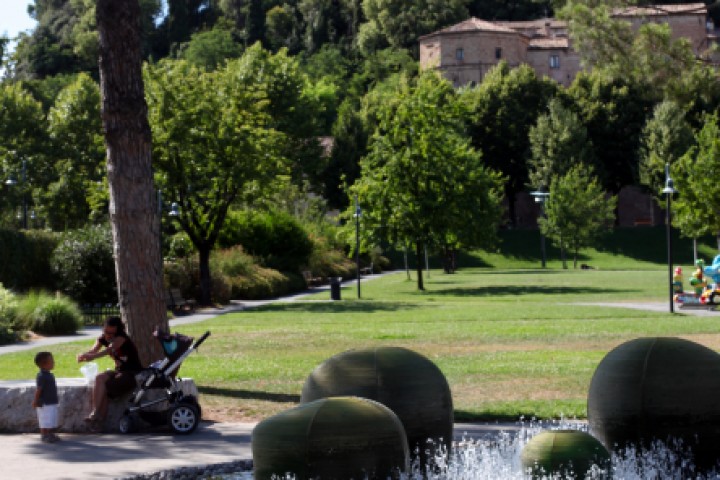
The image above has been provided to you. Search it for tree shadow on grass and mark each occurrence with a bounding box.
[252,301,422,314]
[198,386,300,403]
[417,285,630,297]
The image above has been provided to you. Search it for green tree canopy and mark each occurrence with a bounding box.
[358,0,468,54]
[349,71,504,289]
[567,70,653,192]
[674,114,720,247]
[528,97,595,191]
[540,164,616,269]
[145,57,287,304]
[460,62,558,224]
[638,100,695,205]
[45,72,106,230]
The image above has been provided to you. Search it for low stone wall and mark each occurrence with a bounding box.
[0,377,198,433]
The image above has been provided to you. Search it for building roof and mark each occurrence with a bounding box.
[528,37,570,49]
[613,3,706,17]
[495,18,567,30]
[420,17,517,40]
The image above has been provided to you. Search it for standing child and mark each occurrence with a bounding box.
[32,351,60,443]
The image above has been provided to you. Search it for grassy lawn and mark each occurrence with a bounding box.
[2,261,719,424]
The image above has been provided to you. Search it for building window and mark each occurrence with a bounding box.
[495,47,502,59]
[549,55,560,69]
[455,48,464,61]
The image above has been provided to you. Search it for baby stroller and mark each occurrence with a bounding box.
[118,328,211,434]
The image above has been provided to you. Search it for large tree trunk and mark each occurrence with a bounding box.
[97,0,168,366]
[198,244,213,306]
[415,242,425,290]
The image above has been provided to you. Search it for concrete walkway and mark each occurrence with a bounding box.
[0,421,526,480]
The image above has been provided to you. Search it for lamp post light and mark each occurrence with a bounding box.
[530,189,550,268]
[354,195,362,299]
[662,163,678,313]
[5,156,28,229]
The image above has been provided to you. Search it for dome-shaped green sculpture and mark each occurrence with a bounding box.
[521,429,611,478]
[301,347,454,460]
[588,337,720,469]
[252,396,409,480]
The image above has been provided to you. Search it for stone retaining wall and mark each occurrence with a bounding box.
[0,377,198,433]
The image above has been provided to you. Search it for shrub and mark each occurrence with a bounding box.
[218,209,313,272]
[31,295,82,335]
[0,228,58,291]
[51,224,117,304]
[228,265,305,299]
[211,246,255,277]
[307,234,356,279]
[14,290,54,331]
[0,284,20,345]
[163,257,198,298]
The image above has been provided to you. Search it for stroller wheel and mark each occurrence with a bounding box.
[168,403,199,434]
[119,414,136,434]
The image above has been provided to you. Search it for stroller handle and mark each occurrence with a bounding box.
[194,331,211,349]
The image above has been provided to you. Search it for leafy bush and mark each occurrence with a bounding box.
[307,233,356,279]
[167,231,195,260]
[0,284,20,345]
[31,295,81,335]
[228,265,305,299]
[0,228,58,291]
[163,257,198,298]
[51,224,117,304]
[218,209,313,272]
[211,246,255,277]
[14,290,54,331]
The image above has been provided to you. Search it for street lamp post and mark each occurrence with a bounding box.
[530,189,550,268]
[662,163,678,313]
[5,157,28,229]
[354,195,362,299]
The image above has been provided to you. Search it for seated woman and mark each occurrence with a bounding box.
[77,316,142,431]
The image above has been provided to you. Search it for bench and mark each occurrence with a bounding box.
[302,270,324,288]
[167,288,197,314]
[360,262,374,276]
[0,377,198,433]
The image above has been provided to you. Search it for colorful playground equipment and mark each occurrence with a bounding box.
[675,256,720,306]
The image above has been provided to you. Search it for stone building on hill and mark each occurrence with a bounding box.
[419,3,717,88]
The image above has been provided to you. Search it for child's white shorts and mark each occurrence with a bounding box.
[36,404,58,429]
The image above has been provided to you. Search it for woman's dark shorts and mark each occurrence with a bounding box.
[105,371,137,398]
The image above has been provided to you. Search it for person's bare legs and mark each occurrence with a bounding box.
[88,372,110,420]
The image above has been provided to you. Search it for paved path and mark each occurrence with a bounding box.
[0,421,527,480]
[0,276,379,355]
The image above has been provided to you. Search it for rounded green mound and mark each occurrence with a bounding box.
[300,346,453,458]
[588,337,720,469]
[252,396,409,480]
[521,429,610,478]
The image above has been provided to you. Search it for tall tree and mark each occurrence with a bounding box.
[674,114,720,250]
[145,58,286,305]
[460,62,558,224]
[45,73,106,230]
[567,71,653,192]
[638,100,695,205]
[540,164,616,269]
[96,0,167,365]
[0,84,47,228]
[528,97,595,191]
[358,0,468,54]
[349,71,504,290]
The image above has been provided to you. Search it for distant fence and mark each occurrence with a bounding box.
[80,303,120,326]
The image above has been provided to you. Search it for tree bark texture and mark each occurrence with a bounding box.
[415,242,425,291]
[97,0,168,366]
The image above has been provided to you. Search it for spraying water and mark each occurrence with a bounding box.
[226,418,718,479]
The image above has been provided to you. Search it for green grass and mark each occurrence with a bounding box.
[2,265,717,423]
[391,227,720,271]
